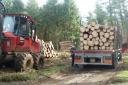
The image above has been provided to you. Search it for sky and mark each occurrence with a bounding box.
[22,0,97,17]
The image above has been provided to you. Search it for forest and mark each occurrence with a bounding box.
[3,0,128,49]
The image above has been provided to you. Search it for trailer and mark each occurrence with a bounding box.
[70,23,122,68]
[71,49,122,68]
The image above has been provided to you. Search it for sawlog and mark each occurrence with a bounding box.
[79,22,115,50]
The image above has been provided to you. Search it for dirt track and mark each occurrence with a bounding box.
[41,67,114,85]
[40,63,122,85]
[0,60,123,85]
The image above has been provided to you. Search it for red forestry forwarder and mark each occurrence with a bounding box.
[0,1,44,71]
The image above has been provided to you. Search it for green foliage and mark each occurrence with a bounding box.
[95,3,107,25]
[39,0,80,49]
[2,0,80,49]
[86,12,96,24]
[3,0,24,13]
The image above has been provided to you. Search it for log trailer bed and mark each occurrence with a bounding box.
[70,23,122,68]
[71,49,122,68]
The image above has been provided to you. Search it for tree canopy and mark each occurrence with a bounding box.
[2,0,80,49]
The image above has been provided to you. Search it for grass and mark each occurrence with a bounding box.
[0,60,66,82]
[37,63,66,76]
[0,51,70,82]
[110,55,128,84]
[0,70,38,82]
[123,56,128,64]
[116,71,128,80]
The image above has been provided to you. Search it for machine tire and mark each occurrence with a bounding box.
[32,53,44,70]
[15,53,34,71]
[112,52,118,69]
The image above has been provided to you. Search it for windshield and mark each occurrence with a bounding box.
[3,16,15,32]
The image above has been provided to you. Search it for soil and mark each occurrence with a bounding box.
[0,59,123,85]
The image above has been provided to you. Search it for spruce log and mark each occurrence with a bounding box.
[100,31,104,36]
[80,26,85,33]
[84,34,88,39]
[103,28,107,32]
[88,25,92,29]
[96,37,99,41]
[110,36,114,40]
[104,42,109,47]
[91,22,96,27]
[102,38,107,43]
[88,40,94,46]
[92,31,98,37]
[101,46,105,50]
[90,47,94,50]
[104,33,110,38]
[84,45,89,50]
[99,41,103,46]
[80,37,84,41]
[80,33,83,37]
[94,46,98,50]
[107,29,111,32]
[85,28,89,32]
[83,40,88,45]
[89,35,93,39]
[95,24,100,29]
[91,27,95,31]
[96,29,100,32]
[94,40,99,45]
[110,32,114,35]
[110,27,114,31]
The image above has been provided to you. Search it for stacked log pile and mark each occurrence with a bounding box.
[80,22,115,50]
[41,40,60,58]
[59,41,74,51]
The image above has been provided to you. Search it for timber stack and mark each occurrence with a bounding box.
[41,40,60,58]
[80,22,115,50]
[59,41,74,51]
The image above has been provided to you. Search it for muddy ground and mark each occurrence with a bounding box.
[40,61,123,85]
[0,58,124,85]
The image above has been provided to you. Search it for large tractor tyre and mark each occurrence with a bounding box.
[32,54,44,70]
[111,53,118,69]
[15,53,34,72]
